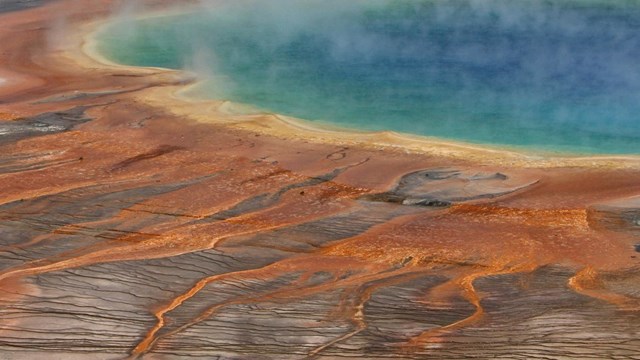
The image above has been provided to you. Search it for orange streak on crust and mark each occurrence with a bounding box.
[403,262,539,349]
[131,263,288,356]
[569,267,640,311]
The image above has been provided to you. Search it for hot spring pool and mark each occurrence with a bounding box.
[97,0,640,154]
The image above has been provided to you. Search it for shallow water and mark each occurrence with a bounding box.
[98,0,640,154]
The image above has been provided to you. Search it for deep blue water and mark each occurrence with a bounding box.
[98,0,640,154]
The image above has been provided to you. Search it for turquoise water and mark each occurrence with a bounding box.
[98,0,640,154]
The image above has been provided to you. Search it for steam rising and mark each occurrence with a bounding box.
[96,0,640,154]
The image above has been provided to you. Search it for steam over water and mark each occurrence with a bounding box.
[98,0,640,154]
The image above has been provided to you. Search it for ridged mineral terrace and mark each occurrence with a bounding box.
[0,1,639,359]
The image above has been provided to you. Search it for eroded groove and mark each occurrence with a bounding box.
[111,145,185,171]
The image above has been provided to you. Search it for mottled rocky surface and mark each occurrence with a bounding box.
[363,169,538,207]
[0,1,639,360]
[0,106,91,145]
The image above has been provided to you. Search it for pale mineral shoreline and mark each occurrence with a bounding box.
[71,3,640,170]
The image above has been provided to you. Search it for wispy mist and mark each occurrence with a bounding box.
[96,0,640,154]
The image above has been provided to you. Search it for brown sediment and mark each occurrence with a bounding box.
[1,1,640,359]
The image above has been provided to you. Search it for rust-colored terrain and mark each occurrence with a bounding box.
[1,1,639,359]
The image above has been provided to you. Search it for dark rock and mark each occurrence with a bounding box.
[0,106,90,145]
[406,198,452,207]
[0,0,49,13]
